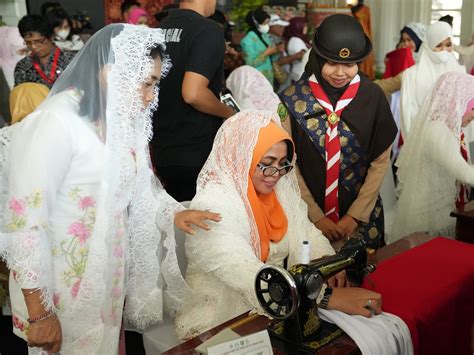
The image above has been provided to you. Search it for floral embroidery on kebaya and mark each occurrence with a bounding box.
[106,214,126,322]
[62,188,96,298]
[12,314,29,335]
[6,191,42,232]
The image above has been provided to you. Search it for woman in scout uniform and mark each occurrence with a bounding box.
[279,14,397,249]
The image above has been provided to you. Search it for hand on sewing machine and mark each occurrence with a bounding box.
[328,287,382,317]
[326,270,351,288]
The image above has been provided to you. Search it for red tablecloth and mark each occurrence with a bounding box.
[362,237,474,355]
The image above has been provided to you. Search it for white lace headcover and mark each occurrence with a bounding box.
[0,24,187,332]
[197,110,293,258]
[409,22,465,107]
[226,66,281,112]
[397,71,474,189]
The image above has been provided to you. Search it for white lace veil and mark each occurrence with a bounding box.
[391,72,474,240]
[398,71,474,172]
[197,110,294,258]
[0,24,187,334]
[226,66,281,112]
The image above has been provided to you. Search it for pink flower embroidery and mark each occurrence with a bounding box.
[78,196,95,210]
[113,246,124,258]
[71,279,81,298]
[12,315,24,331]
[67,222,91,245]
[9,198,25,215]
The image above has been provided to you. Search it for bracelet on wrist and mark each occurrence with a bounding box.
[24,288,41,297]
[27,311,55,324]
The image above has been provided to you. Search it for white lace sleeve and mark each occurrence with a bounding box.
[0,113,72,311]
[186,188,264,309]
[427,123,474,185]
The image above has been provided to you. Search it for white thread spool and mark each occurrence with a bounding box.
[300,240,311,264]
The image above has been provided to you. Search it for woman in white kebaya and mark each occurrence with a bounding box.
[400,21,465,138]
[0,24,218,354]
[390,72,474,242]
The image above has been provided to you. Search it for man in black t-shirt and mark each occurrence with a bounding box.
[151,0,235,202]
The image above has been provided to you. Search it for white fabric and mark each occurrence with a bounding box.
[53,34,84,52]
[287,37,308,82]
[390,72,474,243]
[226,66,281,112]
[0,26,25,89]
[389,91,402,161]
[455,44,474,73]
[319,309,413,355]
[0,24,188,354]
[142,201,191,354]
[174,110,335,340]
[269,14,289,27]
[400,21,465,138]
[404,22,426,44]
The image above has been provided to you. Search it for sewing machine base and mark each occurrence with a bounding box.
[268,319,345,354]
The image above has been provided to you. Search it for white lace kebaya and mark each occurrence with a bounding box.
[174,110,335,339]
[0,24,188,354]
[390,72,474,242]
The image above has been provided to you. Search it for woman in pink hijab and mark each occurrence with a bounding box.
[127,7,149,26]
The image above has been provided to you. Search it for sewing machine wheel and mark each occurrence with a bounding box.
[255,265,299,320]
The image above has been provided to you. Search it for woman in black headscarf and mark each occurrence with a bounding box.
[279,14,397,249]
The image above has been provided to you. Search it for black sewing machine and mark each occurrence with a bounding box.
[255,238,376,353]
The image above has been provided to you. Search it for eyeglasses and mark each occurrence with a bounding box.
[25,37,49,48]
[257,162,293,177]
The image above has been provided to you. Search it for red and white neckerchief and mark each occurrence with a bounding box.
[456,131,470,208]
[308,74,360,223]
[32,47,61,85]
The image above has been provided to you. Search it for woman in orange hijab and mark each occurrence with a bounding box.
[174,110,382,340]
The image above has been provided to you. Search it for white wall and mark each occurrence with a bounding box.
[0,0,27,26]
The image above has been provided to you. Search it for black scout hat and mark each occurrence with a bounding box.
[312,14,372,63]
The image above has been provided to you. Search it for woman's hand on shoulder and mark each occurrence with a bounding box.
[327,287,382,317]
[174,209,221,235]
[315,217,344,241]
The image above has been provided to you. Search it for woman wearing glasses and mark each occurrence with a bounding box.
[14,15,75,88]
[174,110,383,340]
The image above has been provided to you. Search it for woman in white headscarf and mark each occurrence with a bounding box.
[0,24,219,354]
[400,21,465,138]
[389,72,474,243]
[226,65,281,112]
[174,111,413,355]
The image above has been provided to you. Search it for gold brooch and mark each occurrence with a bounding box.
[339,48,350,58]
[328,112,339,125]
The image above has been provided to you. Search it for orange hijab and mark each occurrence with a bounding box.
[248,121,294,262]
